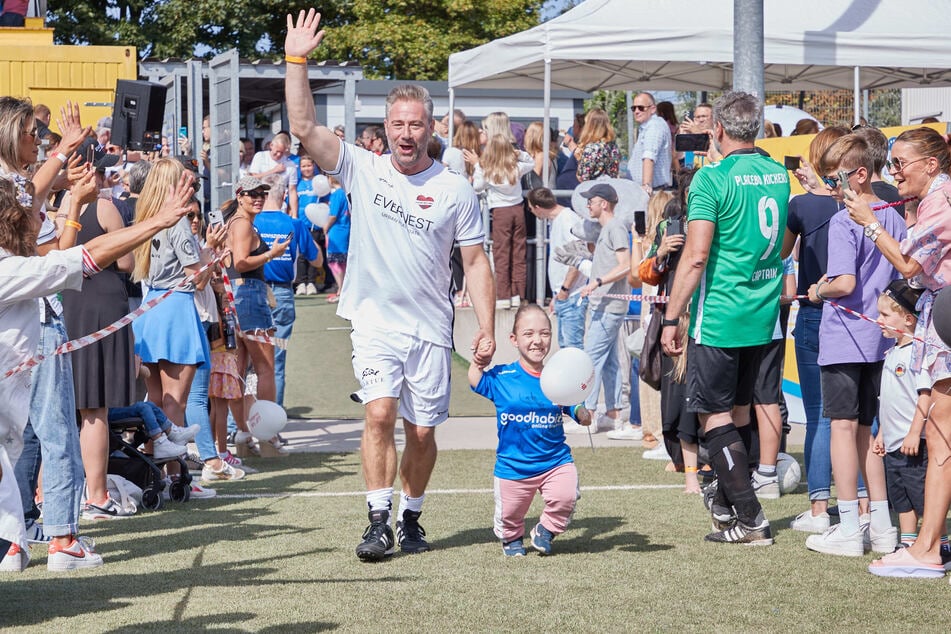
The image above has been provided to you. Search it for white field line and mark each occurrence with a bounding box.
[214,484,683,500]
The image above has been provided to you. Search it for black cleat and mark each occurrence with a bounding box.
[355,510,395,562]
[396,510,431,554]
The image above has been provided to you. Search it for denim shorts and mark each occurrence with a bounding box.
[234,277,274,332]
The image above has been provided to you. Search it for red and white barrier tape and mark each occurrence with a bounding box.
[218,267,286,350]
[3,251,230,381]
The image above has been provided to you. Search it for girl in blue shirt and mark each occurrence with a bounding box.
[469,304,591,556]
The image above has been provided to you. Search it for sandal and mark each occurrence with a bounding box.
[868,546,945,578]
[327,293,339,304]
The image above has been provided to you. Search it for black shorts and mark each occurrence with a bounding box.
[884,442,927,515]
[685,339,780,415]
[751,339,784,405]
[820,361,883,425]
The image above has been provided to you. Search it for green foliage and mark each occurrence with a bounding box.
[46,0,542,80]
[585,90,631,156]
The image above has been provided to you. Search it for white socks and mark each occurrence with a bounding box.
[397,492,425,520]
[869,500,892,532]
[838,499,860,534]
[366,488,393,514]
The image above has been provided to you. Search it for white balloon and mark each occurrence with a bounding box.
[540,347,596,406]
[247,399,288,440]
[304,202,330,227]
[571,177,649,227]
[313,174,332,197]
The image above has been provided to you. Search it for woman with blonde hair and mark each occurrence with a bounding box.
[131,159,217,482]
[523,121,557,189]
[472,132,534,309]
[575,108,620,182]
[453,121,482,181]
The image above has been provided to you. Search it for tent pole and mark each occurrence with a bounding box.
[626,91,635,159]
[733,0,765,135]
[448,88,455,143]
[538,57,552,306]
[853,66,861,125]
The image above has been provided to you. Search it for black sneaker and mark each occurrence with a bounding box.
[705,519,774,546]
[355,510,394,562]
[396,510,431,554]
[711,504,736,532]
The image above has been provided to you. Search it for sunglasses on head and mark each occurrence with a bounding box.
[242,190,267,199]
[821,167,859,189]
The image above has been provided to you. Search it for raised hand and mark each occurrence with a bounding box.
[205,222,228,250]
[56,101,92,155]
[156,171,196,228]
[285,8,326,59]
[843,189,877,227]
[71,166,98,205]
[64,153,87,187]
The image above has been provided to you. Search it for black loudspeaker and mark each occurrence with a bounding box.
[110,80,167,151]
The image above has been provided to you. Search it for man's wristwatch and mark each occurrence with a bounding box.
[661,317,680,327]
[863,222,882,240]
[595,277,603,287]
[560,285,570,293]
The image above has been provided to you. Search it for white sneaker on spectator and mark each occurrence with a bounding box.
[306,283,318,295]
[495,299,511,310]
[295,284,308,296]
[789,510,831,533]
[166,424,200,445]
[510,296,521,309]
[47,536,103,571]
[805,523,864,557]
[152,435,188,461]
[606,421,643,441]
[202,461,246,483]
[642,444,670,459]
[0,542,27,572]
[190,483,217,499]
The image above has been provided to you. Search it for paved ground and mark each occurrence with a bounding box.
[281,293,805,454]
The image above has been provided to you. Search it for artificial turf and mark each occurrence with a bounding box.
[2,448,949,633]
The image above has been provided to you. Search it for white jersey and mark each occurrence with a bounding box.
[880,341,931,453]
[328,143,484,347]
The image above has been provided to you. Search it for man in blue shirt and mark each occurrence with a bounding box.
[255,175,322,406]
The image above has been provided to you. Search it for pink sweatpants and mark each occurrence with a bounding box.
[493,462,579,542]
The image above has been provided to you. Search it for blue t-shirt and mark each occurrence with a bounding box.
[472,361,574,480]
[254,210,320,283]
[326,188,351,255]
[297,176,326,232]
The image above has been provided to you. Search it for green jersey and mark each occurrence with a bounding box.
[686,149,789,348]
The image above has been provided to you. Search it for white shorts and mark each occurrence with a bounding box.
[350,327,452,427]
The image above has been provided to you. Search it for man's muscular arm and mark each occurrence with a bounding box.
[285,9,340,173]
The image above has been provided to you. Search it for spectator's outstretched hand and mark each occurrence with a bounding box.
[57,101,92,156]
[285,9,326,59]
[71,166,97,205]
[156,171,195,228]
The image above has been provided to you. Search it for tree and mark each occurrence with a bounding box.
[46,0,542,80]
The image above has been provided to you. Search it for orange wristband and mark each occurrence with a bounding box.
[285,55,307,65]
[684,466,699,473]
[65,220,82,231]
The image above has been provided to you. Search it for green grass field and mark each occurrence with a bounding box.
[3,448,949,633]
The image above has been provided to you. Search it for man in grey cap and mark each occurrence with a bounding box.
[578,183,640,439]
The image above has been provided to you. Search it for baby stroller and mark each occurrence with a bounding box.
[108,415,193,511]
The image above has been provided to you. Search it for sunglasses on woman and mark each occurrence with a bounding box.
[885,156,929,173]
[242,190,267,199]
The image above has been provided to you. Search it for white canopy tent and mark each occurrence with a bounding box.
[448,0,951,94]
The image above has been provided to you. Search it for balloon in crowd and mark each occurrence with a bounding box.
[247,399,289,441]
[304,202,330,227]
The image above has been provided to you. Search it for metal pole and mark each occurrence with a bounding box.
[344,76,357,144]
[863,88,870,123]
[854,66,861,125]
[733,0,764,134]
[448,88,455,143]
[186,60,203,160]
[625,91,635,159]
[538,57,552,306]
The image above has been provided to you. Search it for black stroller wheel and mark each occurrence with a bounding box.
[141,487,165,511]
[169,479,191,502]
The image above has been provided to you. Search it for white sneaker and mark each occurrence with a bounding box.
[0,542,28,572]
[152,435,188,460]
[295,284,308,296]
[166,424,200,445]
[46,536,103,572]
[607,422,643,441]
[510,296,521,309]
[751,471,780,500]
[805,523,865,557]
[642,443,670,459]
[189,483,217,499]
[866,524,898,554]
[495,299,511,310]
[789,510,831,533]
[306,283,318,295]
[202,461,246,483]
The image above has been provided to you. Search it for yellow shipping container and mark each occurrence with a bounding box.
[0,18,137,133]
